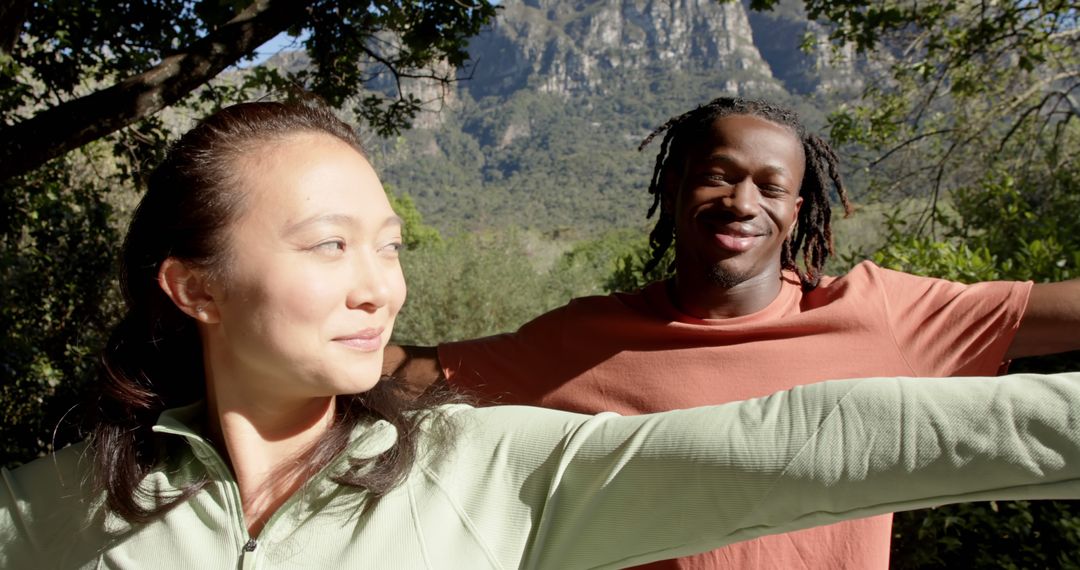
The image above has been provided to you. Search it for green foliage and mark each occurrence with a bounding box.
[823,0,1078,203]
[4,0,498,135]
[386,188,443,250]
[892,501,1080,570]
[869,172,1080,284]
[602,239,675,294]
[861,212,1003,283]
[389,204,648,345]
[0,155,121,468]
[555,226,660,293]
[392,229,601,345]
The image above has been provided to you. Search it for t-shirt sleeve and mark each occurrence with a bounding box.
[438,303,570,405]
[864,262,1032,376]
[437,373,1080,569]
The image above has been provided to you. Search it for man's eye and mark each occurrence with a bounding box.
[761,185,789,196]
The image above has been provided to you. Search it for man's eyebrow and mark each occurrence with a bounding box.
[702,154,791,176]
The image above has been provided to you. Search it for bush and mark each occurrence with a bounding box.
[393,228,602,344]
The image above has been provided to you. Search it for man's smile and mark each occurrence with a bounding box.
[699,217,771,253]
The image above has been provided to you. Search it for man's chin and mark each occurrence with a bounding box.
[706,264,755,289]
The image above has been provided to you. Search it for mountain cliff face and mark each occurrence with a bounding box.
[453,0,862,102]
[461,0,785,99]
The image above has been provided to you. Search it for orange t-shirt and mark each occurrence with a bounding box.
[438,261,1032,570]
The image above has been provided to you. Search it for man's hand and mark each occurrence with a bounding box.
[1008,278,1080,359]
[384,344,445,396]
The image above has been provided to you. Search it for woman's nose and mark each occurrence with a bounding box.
[345,253,390,312]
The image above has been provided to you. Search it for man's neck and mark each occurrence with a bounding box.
[669,271,785,319]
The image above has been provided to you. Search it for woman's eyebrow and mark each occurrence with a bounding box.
[281,213,357,236]
[282,214,404,236]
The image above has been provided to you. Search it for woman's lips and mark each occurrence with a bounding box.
[333,328,384,352]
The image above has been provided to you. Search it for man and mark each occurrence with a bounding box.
[387,97,1080,569]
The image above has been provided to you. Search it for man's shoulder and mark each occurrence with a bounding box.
[440,286,660,357]
[548,284,660,321]
[816,260,932,290]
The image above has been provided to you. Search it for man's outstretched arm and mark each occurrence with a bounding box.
[1007,278,1080,359]
[383,344,444,395]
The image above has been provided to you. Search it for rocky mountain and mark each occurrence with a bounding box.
[454,0,862,100]
[345,0,869,234]
[462,0,780,99]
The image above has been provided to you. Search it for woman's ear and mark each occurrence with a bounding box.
[158,258,220,324]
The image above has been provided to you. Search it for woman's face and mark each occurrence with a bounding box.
[205,132,406,401]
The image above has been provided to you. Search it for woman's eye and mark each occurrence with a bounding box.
[380,241,405,255]
[313,240,346,254]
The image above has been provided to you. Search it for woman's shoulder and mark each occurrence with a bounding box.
[431,402,599,427]
[422,403,616,456]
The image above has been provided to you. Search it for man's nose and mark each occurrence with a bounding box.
[720,179,759,217]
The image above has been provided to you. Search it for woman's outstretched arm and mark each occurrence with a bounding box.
[427,373,1080,569]
[4,373,1080,569]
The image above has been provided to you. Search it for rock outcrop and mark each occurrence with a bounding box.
[462,0,787,99]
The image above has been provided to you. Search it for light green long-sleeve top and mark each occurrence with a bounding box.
[5,373,1080,569]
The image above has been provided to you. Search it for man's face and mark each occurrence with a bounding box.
[666,114,805,290]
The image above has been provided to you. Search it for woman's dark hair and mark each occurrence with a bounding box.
[90,101,459,522]
[639,97,853,289]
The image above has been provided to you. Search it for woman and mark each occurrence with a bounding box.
[2,101,1080,569]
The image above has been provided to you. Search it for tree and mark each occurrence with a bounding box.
[0,0,497,184]
[0,148,119,468]
[819,0,1078,222]
[387,187,443,250]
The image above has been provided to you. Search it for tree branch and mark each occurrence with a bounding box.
[870,129,953,167]
[0,0,308,184]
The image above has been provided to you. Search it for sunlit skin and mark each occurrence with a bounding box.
[158,133,405,536]
[665,115,805,319]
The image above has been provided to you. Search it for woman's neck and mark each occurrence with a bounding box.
[205,381,336,538]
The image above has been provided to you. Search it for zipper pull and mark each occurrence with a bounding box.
[243,538,258,553]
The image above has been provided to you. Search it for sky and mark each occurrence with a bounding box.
[250,32,308,65]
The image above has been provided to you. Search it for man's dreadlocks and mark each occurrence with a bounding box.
[639,97,853,290]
